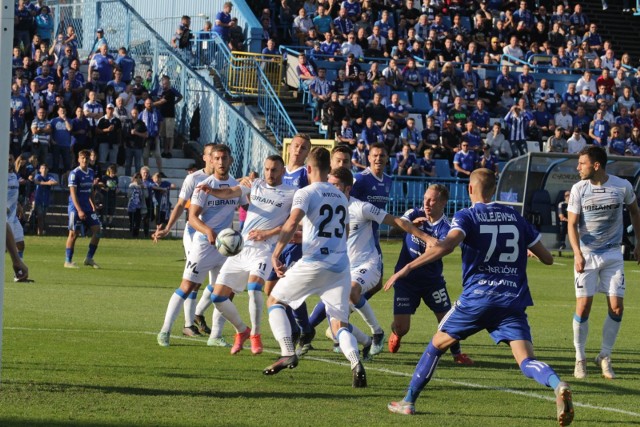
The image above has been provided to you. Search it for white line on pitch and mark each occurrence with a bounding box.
[5,326,640,418]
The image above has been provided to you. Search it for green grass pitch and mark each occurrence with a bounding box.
[2,236,640,426]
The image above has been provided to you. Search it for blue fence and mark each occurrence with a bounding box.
[49,0,278,177]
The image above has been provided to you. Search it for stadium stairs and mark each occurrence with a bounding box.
[579,0,640,63]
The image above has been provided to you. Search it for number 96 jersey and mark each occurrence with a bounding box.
[451,202,540,309]
[293,182,349,272]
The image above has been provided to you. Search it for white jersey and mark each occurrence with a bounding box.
[347,197,387,267]
[190,174,248,235]
[568,174,635,254]
[242,178,297,248]
[179,169,209,234]
[293,182,349,271]
[7,172,20,221]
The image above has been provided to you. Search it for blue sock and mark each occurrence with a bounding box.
[206,284,214,293]
[188,291,197,300]
[210,293,229,303]
[293,302,312,334]
[573,313,588,323]
[309,301,327,327]
[247,282,262,291]
[18,251,24,259]
[175,288,187,298]
[608,312,622,322]
[354,295,366,309]
[520,358,560,388]
[286,306,300,335]
[65,248,74,262]
[449,342,462,355]
[364,290,374,300]
[405,340,444,403]
[87,243,98,259]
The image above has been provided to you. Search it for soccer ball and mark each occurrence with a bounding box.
[215,228,244,256]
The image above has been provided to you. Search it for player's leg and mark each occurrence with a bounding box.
[596,253,625,379]
[573,253,598,378]
[182,283,202,337]
[350,263,385,354]
[211,283,250,354]
[428,284,474,365]
[83,216,101,268]
[389,279,420,353]
[64,212,80,268]
[510,339,574,426]
[247,249,271,354]
[10,220,25,259]
[157,278,198,347]
[308,300,327,328]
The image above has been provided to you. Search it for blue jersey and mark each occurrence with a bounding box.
[283,166,308,189]
[351,168,392,250]
[68,167,95,213]
[451,202,540,309]
[396,208,450,285]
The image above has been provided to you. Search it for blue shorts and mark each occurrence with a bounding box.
[393,278,451,315]
[439,301,532,345]
[68,210,102,231]
[267,243,303,281]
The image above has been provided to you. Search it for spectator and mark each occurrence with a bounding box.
[418,148,436,177]
[127,172,146,237]
[33,163,57,236]
[293,8,314,45]
[461,120,483,150]
[554,104,573,138]
[336,116,356,147]
[88,44,115,85]
[567,126,587,153]
[214,2,234,43]
[96,103,122,169]
[608,126,627,156]
[296,53,317,89]
[401,117,422,150]
[153,75,183,159]
[34,5,53,47]
[382,59,404,91]
[333,7,354,36]
[589,109,610,148]
[50,106,73,176]
[139,98,163,174]
[486,122,512,160]
[387,92,409,129]
[546,127,568,152]
[361,116,384,146]
[503,35,524,60]
[322,91,346,139]
[31,107,51,165]
[479,144,499,175]
[351,139,369,171]
[98,164,119,229]
[341,34,364,59]
[504,105,528,157]
[453,141,477,178]
[115,47,136,84]
[395,143,420,176]
[151,172,176,230]
[171,16,193,62]
[615,106,633,139]
[626,127,640,156]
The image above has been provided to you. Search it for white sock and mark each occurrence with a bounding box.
[248,290,263,336]
[353,300,383,335]
[195,284,213,316]
[183,291,197,327]
[337,327,360,368]
[214,299,246,333]
[600,314,622,357]
[350,324,371,346]
[268,305,295,356]
[161,291,186,333]
[573,317,588,361]
[209,307,226,339]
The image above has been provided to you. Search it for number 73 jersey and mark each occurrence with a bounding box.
[292,182,349,272]
[450,202,540,309]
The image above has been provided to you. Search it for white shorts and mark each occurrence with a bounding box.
[350,260,382,293]
[182,225,195,255]
[216,245,272,293]
[9,217,24,243]
[271,260,351,323]
[182,234,226,284]
[574,249,625,298]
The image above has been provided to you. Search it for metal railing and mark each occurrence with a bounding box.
[197,31,296,145]
[49,0,277,177]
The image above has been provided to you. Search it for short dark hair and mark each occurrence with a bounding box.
[211,143,232,156]
[266,154,285,166]
[331,145,352,157]
[308,147,331,173]
[330,166,354,187]
[578,145,607,168]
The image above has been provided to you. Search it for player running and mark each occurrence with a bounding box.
[197,155,297,355]
[388,184,474,365]
[384,169,574,426]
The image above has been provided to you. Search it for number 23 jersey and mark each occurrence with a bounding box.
[451,202,540,309]
[293,182,349,272]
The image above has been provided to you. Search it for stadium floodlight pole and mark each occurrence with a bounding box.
[0,0,15,384]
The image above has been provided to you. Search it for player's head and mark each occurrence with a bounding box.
[331,145,352,169]
[208,144,233,178]
[469,168,496,201]
[288,133,311,167]
[577,145,607,180]
[307,146,331,178]
[368,142,388,177]
[264,154,285,186]
[328,167,353,197]
[423,184,449,219]
[78,149,91,167]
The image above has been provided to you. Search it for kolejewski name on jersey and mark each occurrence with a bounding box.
[347,197,388,267]
[451,202,540,309]
[395,207,450,285]
[294,182,349,272]
[190,175,247,239]
[179,169,209,235]
[568,175,635,254]
[242,178,297,248]
[68,167,95,213]
[7,172,20,220]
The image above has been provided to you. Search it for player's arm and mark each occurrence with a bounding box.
[248,225,283,242]
[188,204,216,244]
[383,214,436,246]
[195,184,244,199]
[567,210,583,272]
[626,200,640,263]
[271,208,305,277]
[69,185,85,219]
[384,229,465,291]
[153,197,187,240]
[528,240,553,265]
[6,224,28,281]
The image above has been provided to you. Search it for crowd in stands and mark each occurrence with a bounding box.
[250,0,640,176]
[11,0,182,236]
